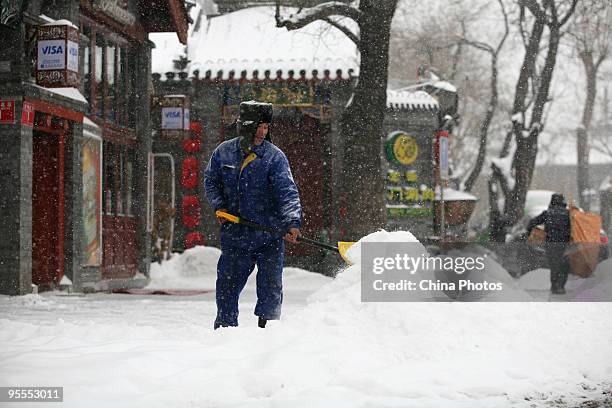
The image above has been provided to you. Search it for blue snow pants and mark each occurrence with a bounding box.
[214,238,285,328]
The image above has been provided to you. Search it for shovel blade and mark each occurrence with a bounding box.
[337,241,356,264]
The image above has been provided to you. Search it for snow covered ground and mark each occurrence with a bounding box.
[1,231,611,407]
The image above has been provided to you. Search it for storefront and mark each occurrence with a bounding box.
[149,5,458,270]
[0,0,188,295]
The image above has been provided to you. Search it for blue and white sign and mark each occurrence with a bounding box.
[67,40,79,72]
[439,135,449,180]
[183,109,190,131]
[38,39,66,70]
[162,107,184,130]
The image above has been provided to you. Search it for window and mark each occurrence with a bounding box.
[124,148,135,216]
[82,23,134,127]
[102,142,134,217]
[95,34,104,118]
[83,26,91,104]
[106,42,116,122]
[103,141,116,215]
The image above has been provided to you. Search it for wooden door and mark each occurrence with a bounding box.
[32,129,65,287]
[272,115,325,256]
[101,143,138,279]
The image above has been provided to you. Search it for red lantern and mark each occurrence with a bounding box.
[183,122,202,153]
[180,156,199,190]
[185,231,205,249]
[181,195,201,228]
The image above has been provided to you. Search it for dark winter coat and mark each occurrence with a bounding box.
[204,137,301,250]
[527,201,571,243]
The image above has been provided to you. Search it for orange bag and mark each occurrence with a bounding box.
[528,226,546,245]
[567,206,602,278]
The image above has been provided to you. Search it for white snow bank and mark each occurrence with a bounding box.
[147,245,331,291]
[147,246,222,289]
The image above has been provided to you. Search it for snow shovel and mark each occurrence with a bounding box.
[215,210,355,264]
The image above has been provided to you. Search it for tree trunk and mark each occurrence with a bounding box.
[488,17,546,240]
[505,24,561,225]
[577,52,598,210]
[339,0,397,240]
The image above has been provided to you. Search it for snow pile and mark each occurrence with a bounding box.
[147,246,331,292]
[270,231,611,406]
[147,246,222,289]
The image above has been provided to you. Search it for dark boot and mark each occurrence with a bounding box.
[258,317,267,328]
[551,285,566,295]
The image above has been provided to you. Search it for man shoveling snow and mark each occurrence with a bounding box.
[204,101,302,329]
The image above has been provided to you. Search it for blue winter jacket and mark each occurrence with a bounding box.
[204,137,302,250]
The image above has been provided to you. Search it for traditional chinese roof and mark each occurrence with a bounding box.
[150,5,359,80]
[386,90,439,111]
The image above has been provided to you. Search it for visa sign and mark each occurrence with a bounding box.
[67,40,79,72]
[38,39,66,70]
[162,107,185,130]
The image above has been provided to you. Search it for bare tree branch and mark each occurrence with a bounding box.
[558,0,579,27]
[321,17,360,47]
[275,1,362,31]
[519,0,547,22]
[462,0,509,192]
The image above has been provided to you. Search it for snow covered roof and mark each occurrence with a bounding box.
[431,81,457,93]
[434,187,478,201]
[32,84,88,104]
[150,32,184,76]
[386,90,439,111]
[151,5,359,80]
[39,14,78,28]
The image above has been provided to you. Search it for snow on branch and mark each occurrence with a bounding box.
[275,1,362,31]
[321,17,360,47]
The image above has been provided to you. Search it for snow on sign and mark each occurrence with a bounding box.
[0,100,15,124]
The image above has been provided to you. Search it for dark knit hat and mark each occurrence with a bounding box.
[237,100,273,142]
[549,193,566,208]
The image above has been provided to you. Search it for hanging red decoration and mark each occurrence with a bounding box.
[181,195,201,228]
[184,231,205,249]
[183,122,202,153]
[180,156,199,190]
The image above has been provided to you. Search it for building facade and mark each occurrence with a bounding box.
[0,0,187,295]
[148,5,458,272]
